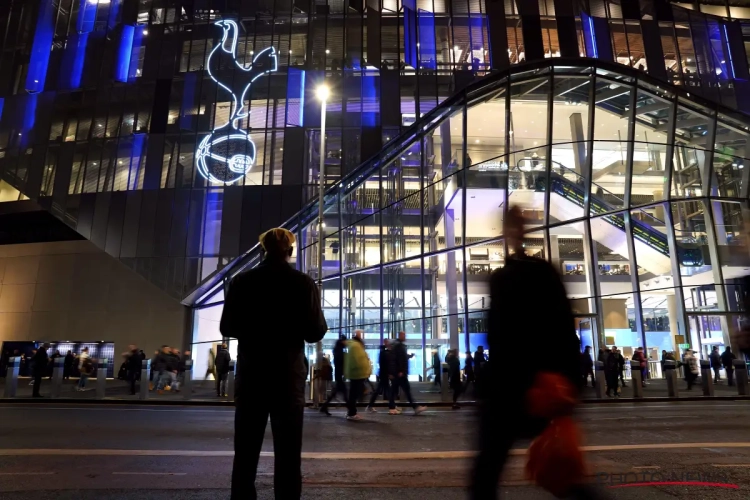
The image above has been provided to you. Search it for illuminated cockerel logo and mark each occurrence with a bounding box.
[196,20,278,184]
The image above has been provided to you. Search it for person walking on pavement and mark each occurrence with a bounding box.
[603,348,619,398]
[367,339,393,412]
[447,349,463,409]
[613,347,626,388]
[470,206,591,500]
[220,227,327,500]
[31,343,49,398]
[123,345,142,395]
[63,350,74,380]
[215,342,231,397]
[632,347,647,387]
[389,331,427,416]
[722,346,736,386]
[320,334,349,415]
[710,346,722,383]
[684,349,699,390]
[76,347,92,391]
[474,345,487,384]
[345,331,371,421]
[581,346,594,388]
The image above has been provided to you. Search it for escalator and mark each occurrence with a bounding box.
[513,159,703,273]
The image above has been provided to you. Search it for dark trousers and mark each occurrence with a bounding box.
[713,367,721,383]
[452,383,462,404]
[686,371,697,390]
[216,372,228,395]
[727,368,735,386]
[368,376,390,406]
[32,375,42,396]
[605,374,618,396]
[322,377,348,408]
[231,399,304,500]
[471,399,604,500]
[619,370,626,386]
[347,379,366,416]
[389,375,417,409]
[129,372,138,395]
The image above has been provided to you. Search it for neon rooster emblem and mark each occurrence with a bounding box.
[196,20,278,184]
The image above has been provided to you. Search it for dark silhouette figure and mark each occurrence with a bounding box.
[31,344,49,397]
[221,228,327,500]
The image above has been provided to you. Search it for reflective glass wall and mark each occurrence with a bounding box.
[192,60,750,379]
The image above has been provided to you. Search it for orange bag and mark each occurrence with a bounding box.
[525,416,586,498]
[526,372,577,419]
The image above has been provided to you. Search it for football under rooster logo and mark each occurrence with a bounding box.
[196,20,278,184]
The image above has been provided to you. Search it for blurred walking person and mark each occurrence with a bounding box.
[221,228,327,500]
[447,349,463,409]
[710,346,722,383]
[722,346,736,386]
[123,345,142,395]
[63,350,74,380]
[581,346,594,388]
[76,347,91,391]
[367,339,394,412]
[345,331,371,421]
[389,331,426,415]
[31,343,49,398]
[215,343,231,397]
[470,206,590,500]
[320,334,349,415]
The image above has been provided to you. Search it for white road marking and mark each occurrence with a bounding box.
[112,472,187,476]
[0,472,56,475]
[632,466,660,469]
[1,442,750,458]
[712,464,750,468]
[0,407,233,414]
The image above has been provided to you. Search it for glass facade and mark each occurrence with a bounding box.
[192,59,750,378]
[2,1,750,375]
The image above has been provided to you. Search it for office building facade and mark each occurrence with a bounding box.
[2,0,750,373]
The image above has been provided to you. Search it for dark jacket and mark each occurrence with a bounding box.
[215,348,231,374]
[392,340,410,376]
[153,352,168,373]
[32,348,49,377]
[488,255,579,409]
[332,339,347,379]
[447,354,461,388]
[126,350,141,372]
[220,257,327,405]
[581,352,594,371]
[721,350,736,369]
[377,346,395,378]
[710,350,722,369]
[165,353,180,372]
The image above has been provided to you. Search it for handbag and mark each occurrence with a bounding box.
[526,416,586,498]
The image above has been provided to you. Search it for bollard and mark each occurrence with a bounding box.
[594,361,605,399]
[700,360,714,397]
[441,362,451,402]
[50,357,64,398]
[630,360,643,398]
[733,359,748,396]
[4,357,20,398]
[139,359,151,400]
[664,360,679,398]
[96,358,107,399]
[227,360,237,401]
[183,359,193,400]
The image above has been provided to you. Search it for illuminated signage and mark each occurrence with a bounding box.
[196,20,278,184]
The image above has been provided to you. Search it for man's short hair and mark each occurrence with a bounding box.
[260,228,295,256]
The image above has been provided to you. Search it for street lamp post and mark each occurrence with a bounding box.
[316,84,330,291]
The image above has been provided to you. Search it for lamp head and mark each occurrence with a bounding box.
[316,84,330,102]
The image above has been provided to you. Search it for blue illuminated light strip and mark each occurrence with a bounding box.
[128,133,146,190]
[128,25,145,79]
[77,0,96,33]
[589,17,598,59]
[115,25,135,82]
[25,0,56,94]
[60,32,89,89]
[0,98,4,122]
[286,68,305,127]
[19,93,38,148]
[107,0,122,30]
[723,25,736,79]
[197,19,278,184]
[299,70,305,126]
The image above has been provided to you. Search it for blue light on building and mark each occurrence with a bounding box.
[25,0,56,94]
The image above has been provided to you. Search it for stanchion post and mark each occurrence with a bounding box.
[183,359,193,400]
[50,357,64,398]
[700,359,714,396]
[4,356,20,398]
[227,359,237,401]
[733,359,748,396]
[139,359,151,400]
[664,360,679,398]
[630,360,643,398]
[96,358,107,399]
[594,361,605,399]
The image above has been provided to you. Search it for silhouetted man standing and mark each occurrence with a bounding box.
[471,206,582,499]
[31,343,49,398]
[221,228,327,500]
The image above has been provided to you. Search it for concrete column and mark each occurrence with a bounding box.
[444,209,459,350]
[666,294,681,353]
[602,299,629,329]
[549,235,561,273]
[653,191,664,220]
